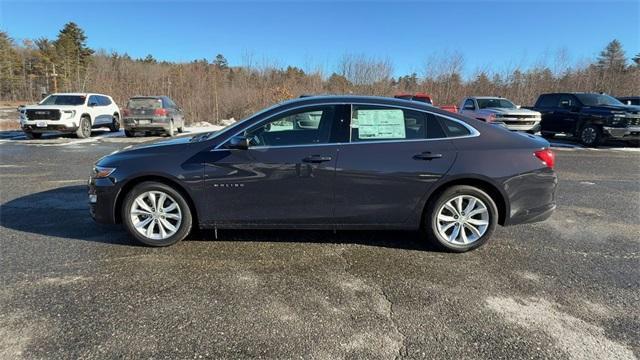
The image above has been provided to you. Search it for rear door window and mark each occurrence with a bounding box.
[350,105,445,142]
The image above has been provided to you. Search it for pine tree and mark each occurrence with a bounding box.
[53,22,94,91]
[597,39,626,70]
[213,54,228,70]
[632,53,640,66]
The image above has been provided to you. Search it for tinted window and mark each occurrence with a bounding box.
[127,98,162,109]
[476,98,516,109]
[574,93,624,106]
[41,95,86,106]
[438,117,472,137]
[463,99,475,110]
[244,106,336,147]
[537,95,558,108]
[558,95,577,108]
[350,105,445,142]
[88,95,100,106]
[99,96,111,106]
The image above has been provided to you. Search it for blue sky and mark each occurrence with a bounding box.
[1,1,638,78]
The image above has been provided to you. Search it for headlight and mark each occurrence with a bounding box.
[62,110,76,119]
[493,113,505,118]
[93,165,116,179]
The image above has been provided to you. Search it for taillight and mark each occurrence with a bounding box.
[154,108,168,116]
[122,109,131,116]
[534,148,555,169]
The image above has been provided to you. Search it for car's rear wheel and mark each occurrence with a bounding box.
[24,131,42,139]
[425,185,498,252]
[122,182,192,247]
[76,116,91,138]
[124,129,135,137]
[579,124,601,147]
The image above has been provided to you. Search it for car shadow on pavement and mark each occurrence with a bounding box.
[1,185,435,251]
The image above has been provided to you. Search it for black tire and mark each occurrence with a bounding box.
[178,125,184,133]
[424,185,498,252]
[121,181,192,247]
[579,124,601,147]
[109,114,120,132]
[75,116,91,138]
[24,132,42,139]
[167,121,175,137]
[124,129,135,137]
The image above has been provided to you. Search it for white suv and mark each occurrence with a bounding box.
[20,93,121,139]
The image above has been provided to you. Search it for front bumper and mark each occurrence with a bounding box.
[498,119,541,132]
[88,175,120,224]
[21,119,78,133]
[603,126,640,140]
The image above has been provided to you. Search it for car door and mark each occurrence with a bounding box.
[333,105,457,226]
[553,94,581,134]
[98,96,114,124]
[86,95,104,125]
[460,99,477,118]
[200,104,350,226]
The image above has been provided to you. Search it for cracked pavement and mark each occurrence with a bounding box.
[1,137,639,359]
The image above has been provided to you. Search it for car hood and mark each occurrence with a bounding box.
[582,104,640,114]
[480,107,541,115]
[23,104,81,110]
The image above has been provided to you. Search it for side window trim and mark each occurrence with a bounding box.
[214,102,479,151]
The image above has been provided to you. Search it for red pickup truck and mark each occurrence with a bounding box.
[394,93,458,113]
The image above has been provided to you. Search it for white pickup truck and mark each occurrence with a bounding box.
[20,93,121,139]
[459,96,541,132]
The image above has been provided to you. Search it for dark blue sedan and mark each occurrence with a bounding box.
[89,96,557,252]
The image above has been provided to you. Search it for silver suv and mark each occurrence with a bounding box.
[459,97,541,132]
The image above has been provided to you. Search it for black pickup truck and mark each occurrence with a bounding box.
[527,92,640,146]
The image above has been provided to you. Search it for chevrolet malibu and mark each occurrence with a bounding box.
[89,96,557,252]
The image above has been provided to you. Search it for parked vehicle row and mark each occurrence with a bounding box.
[396,92,640,146]
[89,95,558,252]
[19,93,185,139]
[527,92,640,147]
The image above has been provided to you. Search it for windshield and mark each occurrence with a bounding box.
[575,94,625,106]
[476,98,516,109]
[40,95,86,106]
[127,98,162,109]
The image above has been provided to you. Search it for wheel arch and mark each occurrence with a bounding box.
[80,113,92,124]
[421,177,508,226]
[114,175,199,227]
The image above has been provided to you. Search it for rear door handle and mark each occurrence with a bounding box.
[302,155,332,163]
[413,152,443,160]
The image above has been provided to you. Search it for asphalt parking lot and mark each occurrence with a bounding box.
[1,131,639,359]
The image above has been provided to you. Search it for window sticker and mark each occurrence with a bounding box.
[354,109,406,139]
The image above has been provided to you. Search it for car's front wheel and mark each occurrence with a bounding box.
[76,116,92,138]
[579,124,601,147]
[122,182,192,247]
[24,131,42,139]
[425,185,498,252]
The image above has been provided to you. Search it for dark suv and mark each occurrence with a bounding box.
[122,96,185,137]
[530,92,640,146]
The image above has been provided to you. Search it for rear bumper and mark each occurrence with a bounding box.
[603,126,640,140]
[504,168,557,226]
[123,116,171,131]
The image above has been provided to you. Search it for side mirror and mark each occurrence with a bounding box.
[227,135,249,150]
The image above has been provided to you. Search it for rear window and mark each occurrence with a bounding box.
[438,117,472,137]
[127,98,163,109]
[40,95,86,106]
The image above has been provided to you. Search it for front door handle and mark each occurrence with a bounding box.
[302,155,332,163]
[413,152,443,160]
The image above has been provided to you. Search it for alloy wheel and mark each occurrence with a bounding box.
[581,127,596,144]
[130,190,182,240]
[436,195,489,245]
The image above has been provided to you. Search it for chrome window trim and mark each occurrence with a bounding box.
[213,101,479,151]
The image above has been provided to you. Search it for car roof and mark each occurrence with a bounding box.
[276,95,435,109]
[48,92,110,97]
[129,96,167,99]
